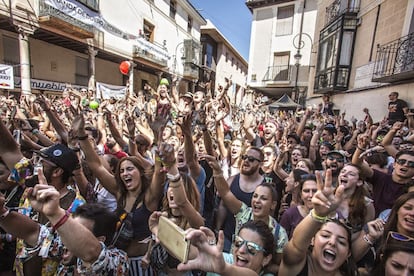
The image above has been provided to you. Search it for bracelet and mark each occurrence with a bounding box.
[69,147,80,152]
[32,129,40,135]
[310,209,328,223]
[362,234,374,247]
[77,135,88,140]
[357,146,366,151]
[0,207,10,220]
[166,172,181,182]
[52,211,70,232]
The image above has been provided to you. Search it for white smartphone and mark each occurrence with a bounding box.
[157,216,190,263]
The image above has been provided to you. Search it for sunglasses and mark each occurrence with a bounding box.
[327,155,345,162]
[386,231,414,244]
[233,235,266,255]
[241,155,262,163]
[395,159,414,168]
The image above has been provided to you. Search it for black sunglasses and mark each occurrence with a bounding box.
[241,155,262,163]
[395,159,414,168]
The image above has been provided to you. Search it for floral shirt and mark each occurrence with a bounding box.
[25,225,129,276]
[234,202,288,254]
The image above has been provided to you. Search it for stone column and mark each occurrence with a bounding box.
[88,45,98,95]
[18,28,32,95]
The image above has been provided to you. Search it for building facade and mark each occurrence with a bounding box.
[307,0,414,121]
[0,0,206,97]
[245,0,318,105]
[200,20,248,105]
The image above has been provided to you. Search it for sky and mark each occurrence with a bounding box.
[189,0,252,61]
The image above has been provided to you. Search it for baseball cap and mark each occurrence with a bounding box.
[35,144,79,174]
[327,150,347,161]
[180,92,193,101]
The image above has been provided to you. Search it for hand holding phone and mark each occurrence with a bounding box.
[157,216,190,263]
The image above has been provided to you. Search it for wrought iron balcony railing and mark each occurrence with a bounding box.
[326,0,360,26]
[39,0,94,35]
[372,32,414,83]
[133,38,169,67]
[262,65,291,82]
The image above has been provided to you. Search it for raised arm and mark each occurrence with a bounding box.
[204,155,242,214]
[35,96,68,144]
[280,170,345,275]
[163,143,204,228]
[180,113,201,179]
[0,118,24,170]
[381,121,403,158]
[351,134,374,179]
[72,115,119,197]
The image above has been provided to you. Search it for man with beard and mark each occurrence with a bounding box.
[353,135,414,216]
[324,150,346,187]
[220,146,264,252]
[0,184,128,275]
[244,117,279,147]
[0,119,87,275]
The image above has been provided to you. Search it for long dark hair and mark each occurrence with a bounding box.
[114,156,150,210]
[382,192,414,240]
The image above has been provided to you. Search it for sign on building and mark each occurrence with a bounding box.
[0,64,14,89]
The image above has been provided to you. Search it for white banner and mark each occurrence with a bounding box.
[44,0,133,39]
[0,64,14,89]
[96,82,127,100]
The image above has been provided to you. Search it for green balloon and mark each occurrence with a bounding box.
[160,78,169,86]
[89,100,99,109]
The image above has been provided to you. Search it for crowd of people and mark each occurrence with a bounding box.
[0,78,413,276]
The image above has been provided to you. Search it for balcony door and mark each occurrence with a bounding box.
[272,52,290,81]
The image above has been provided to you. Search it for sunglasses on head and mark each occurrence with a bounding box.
[395,159,414,168]
[233,235,266,255]
[241,155,262,163]
[386,231,414,244]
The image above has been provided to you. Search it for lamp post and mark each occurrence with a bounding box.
[173,41,185,75]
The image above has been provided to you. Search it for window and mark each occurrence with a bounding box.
[2,36,20,77]
[170,0,176,19]
[76,0,99,12]
[187,16,193,33]
[75,56,89,86]
[225,52,229,62]
[206,43,213,68]
[143,19,155,42]
[231,57,234,66]
[2,36,19,66]
[276,5,294,36]
[272,52,290,80]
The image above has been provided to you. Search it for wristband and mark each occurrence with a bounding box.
[362,234,374,247]
[310,209,328,223]
[0,207,10,220]
[166,172,181,182]
[357,146,366,151]
[52,211,70,232]
[32,129,40,135]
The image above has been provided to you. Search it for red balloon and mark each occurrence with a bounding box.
[119,61,131,75]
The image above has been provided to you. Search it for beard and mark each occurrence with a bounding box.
[241,163,259,176]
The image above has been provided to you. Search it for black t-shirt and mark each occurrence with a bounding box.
[388,99,408,123]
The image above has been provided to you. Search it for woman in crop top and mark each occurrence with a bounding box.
[280,170,358,276]
[75,115,166,276]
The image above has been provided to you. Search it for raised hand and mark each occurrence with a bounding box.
[27,168,60,217]
[202,155,222,175]
[71,115,86,138]
[312,169,345,217]
[177,227,225,273]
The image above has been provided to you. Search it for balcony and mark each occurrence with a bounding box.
[133,38,170,67]
[325,0,360,26]
[262,65,291,82]
[38,0,94,38]
[245,0,292,12]
[372,33,414,83]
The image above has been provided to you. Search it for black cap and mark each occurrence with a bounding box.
[35,144,78,174]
